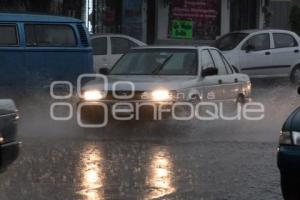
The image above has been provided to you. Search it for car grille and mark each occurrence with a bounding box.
[104,91,146,100]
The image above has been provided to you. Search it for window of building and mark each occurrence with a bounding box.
[273,33,298,48]
[92,37,107,55]
[210,50,227,75]
[111,37,139,54]
[25,24,76,47]
[168,0,221,40]
[242,34,270,51]
[230,0,257,31]
[0,25,18,46]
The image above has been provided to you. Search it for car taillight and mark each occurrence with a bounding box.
[0,133,4,144]
[292,131,300,146]
[279,131,292,145]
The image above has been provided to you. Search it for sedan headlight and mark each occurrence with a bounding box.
[151,89,172,101]
[247,82,252,91]
[83,90,105,101]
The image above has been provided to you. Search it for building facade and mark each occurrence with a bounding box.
[269,0,299,30]
[89,0,268,44]
[0,0,87,22]
[0,0,290,45]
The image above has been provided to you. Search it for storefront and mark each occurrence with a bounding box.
[90,0,154,42]
[0,0,268,44]
[0,0,86,19]
[156,0,265,44]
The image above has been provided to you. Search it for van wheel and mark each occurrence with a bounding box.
[291,65,300,84]
[281,174,300,200]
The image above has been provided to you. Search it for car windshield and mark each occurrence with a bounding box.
[214,33,249,51]
[109,49,198,75]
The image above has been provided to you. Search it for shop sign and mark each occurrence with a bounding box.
[170,19,193,39]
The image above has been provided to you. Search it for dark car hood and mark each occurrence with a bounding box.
[283,107,300,132]
[0,109,16,116]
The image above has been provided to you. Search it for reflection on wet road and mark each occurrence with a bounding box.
[0,78,298,199]
[76,144,175,200]
[146,147,174,199]
[78,144,104,200]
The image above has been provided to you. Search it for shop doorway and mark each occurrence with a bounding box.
[147,0,156,44]
[93,0,122,34]
[230,0,258,31]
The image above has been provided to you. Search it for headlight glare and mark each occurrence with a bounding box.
[83,90,104,101]
[151,90,172,101]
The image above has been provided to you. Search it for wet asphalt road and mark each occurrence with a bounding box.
[0,78,299,200]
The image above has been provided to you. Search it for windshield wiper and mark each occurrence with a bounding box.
[152,54,174,74]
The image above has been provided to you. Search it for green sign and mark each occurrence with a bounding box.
[171,19,193,39]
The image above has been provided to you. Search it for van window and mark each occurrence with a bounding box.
[0,25,18,46]
[25,24,76,47]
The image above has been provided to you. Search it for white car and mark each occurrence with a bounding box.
[215,29,300,82]
[80,46,251,123]
[91,34,146,73]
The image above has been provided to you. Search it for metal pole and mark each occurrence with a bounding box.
[92,0,96,33]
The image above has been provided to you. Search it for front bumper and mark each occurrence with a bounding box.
[278,145,300,174]
[77,100,175,121]
[78,100,175,111]
[0,141,20,170]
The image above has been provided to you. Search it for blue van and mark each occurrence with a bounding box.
[0,13,93,87]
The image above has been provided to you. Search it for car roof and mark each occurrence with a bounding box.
[91,33,135,37]
[0,12,82,23]
[91,33,146,44]
[132,45,214,50]
[233,29,295,34]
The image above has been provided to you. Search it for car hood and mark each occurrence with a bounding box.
[283,107,300,132]
[82,75,199,91]
[0,100,17,116]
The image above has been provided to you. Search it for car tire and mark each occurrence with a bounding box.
[291,65,300,84]
[281,174,300,200]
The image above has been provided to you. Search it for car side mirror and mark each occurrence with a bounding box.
[99,68,109,75]
[245,44,255,53]
[298,86,300,95]
[202,67,218,77]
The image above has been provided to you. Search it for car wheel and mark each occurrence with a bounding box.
[281,174,300,200]
[291,65,300,84]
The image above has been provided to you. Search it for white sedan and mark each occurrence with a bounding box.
[80,46,251,123]
[91,34,146,73]
[215,29,300,82]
